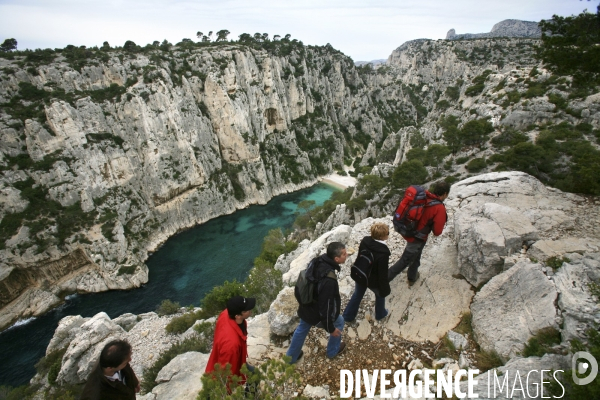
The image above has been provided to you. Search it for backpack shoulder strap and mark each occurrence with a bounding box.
[326,270,337,279]
[425,199,442,207]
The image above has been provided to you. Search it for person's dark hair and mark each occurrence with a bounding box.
[326,242,345,260]
[99,340,132,369]
[432,181,451,197]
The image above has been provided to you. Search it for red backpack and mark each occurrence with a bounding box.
[392,185,440,240]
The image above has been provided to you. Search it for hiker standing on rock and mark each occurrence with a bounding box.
[286,242,348,363]
[388,181,450,286]
[343,222,391,322]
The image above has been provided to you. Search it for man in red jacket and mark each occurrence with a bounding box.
[205,296,256,387]
[388,181,450,286]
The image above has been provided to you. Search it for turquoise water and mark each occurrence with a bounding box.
[0,183,338,388]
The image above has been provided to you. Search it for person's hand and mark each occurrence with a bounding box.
[135,383,141,393]
[331,328,342,337]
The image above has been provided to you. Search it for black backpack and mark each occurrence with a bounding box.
[350,249,375,287]
[295,258,336,305]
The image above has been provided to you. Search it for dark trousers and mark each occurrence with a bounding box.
[388,240,426,282]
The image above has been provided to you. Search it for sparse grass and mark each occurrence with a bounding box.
[435,335,459,359]
[473,348,504,372]
[453,312,473,337]
[521,327,561,357]
[545,256,570,271]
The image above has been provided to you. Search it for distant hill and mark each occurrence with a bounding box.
[354,59,386,67]
[446,19,541,40]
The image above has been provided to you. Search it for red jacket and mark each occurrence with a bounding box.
[205,309,248,384]
[404,192,447,243]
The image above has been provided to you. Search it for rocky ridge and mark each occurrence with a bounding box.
[37,172,600,399]
[446,19,542,41]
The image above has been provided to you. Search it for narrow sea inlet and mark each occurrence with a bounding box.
[0,183,338,388]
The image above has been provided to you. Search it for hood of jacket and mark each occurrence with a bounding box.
[315,254,341,279]
[361,236,391,256]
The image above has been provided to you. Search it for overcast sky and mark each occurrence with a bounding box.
[0,0,596,61]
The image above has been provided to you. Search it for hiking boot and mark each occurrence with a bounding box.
[329,342,346,359]
[376,309,390,322]
[408,272,420,287]
[290,350,304,364]
[337,342,346,356]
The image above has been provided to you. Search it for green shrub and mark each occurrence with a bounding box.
[465,83,484,97]
[549,328,600,398]
[461,118,494,146]
[88,83,126,103]
[445,86,460,101]
[444,175,459,184]
[35,348,67,378]
[198,358,305,399]
[491,128,529,148]
[409,132,426,149]
[548,93,567,110]
[466,158,487,172]
[392,160,428,188]
[505,90,521,105]
[156,299,181,316]
[165,309,204,334]
[545,256,570,271]
[455,156,470,164]
[117,265,137,276]
[521,327,561,357]
[436,99,451,110]
[200,280,245,318]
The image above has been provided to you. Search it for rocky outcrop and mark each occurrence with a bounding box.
[471,260,559,359]
[267,286,298,336]
[553,253,600,343]
[140,352,209,400]
[447,19,541,40]
[41,311,181,386]
[448,171,593,287]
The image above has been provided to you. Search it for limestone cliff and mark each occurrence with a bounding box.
[0,40,411,329]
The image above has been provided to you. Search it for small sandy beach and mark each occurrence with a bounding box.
[320,172,357,190]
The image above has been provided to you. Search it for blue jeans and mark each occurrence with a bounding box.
[286,316,345,363]
[343,282,387,321]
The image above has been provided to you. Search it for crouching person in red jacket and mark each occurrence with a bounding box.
[204,296,256,393]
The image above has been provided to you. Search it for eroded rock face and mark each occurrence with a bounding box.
[148,352,209,400]
[471,260,558,359]
[553,253,600,343]
[448,171,593,287]
[57,312,126,385]
[267,286,299,336]
[43,311,181,386]
[282,224,353,285]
